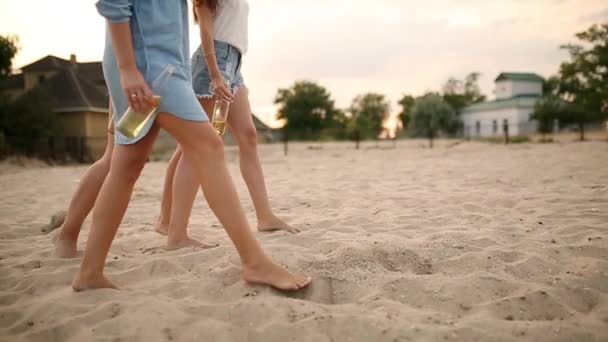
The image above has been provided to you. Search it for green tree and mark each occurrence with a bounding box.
[408,93,458,148]
[398,94,415,133]
[0,85,57,153]
[0,35,19,81]
[531,96,562,139]
[441,72,486,114]
[274,81,339,140]
[348,92,390,139]
[555,23,608,140]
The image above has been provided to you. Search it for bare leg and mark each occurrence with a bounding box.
[227,87,299,233]
[54,107,115,258]
[155,147,182,235]
[72,126,160,291]
[166,153,218,250]
[162,99,217,249]
[157,114,310,290]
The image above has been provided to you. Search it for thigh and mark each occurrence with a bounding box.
[110,124,160,171]
[156,113,220,152]
[226,86,256,135]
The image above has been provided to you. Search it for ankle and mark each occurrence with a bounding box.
[241,252,271,269]
[167,232,188,243]
[256,213,276,224]
[57,228,79,242]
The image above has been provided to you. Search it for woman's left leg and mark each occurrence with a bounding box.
[228,86,299,234]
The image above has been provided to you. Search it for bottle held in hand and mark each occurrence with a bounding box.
[116,65,175,138]
[211,80,231,136]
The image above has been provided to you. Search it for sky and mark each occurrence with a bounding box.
[1,0,607,126]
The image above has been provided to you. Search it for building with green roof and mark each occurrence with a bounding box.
[462,72,545,137]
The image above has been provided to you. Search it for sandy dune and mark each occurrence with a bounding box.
[0,140,607,341]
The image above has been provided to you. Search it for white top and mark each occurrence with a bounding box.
[214,0,249,54]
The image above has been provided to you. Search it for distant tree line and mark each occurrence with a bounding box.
[532,23,608,140]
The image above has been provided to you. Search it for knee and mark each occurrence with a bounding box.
[237,127,258,149]
[113,152,147,183]
[98,155,112,173]
[190,134,224,160]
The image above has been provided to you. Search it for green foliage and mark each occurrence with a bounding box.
[531,96,562,135]
[408,93,459,147]
[0,35,19,81]
[555,23,608,140]
[398,95,415,132]
[441,72,486,114]
[274,81,341,140]
[348,92,390,139]
[483,136,530,144]
[0,85,58,152]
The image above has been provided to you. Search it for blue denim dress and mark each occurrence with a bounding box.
[96,0,208,145]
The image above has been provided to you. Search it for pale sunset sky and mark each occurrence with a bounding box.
[1,0,607,126]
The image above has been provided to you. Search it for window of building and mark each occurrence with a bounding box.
[38,75,46,83]
[475,121,481,135]
[492,120,498,133]
[503,119,509,132]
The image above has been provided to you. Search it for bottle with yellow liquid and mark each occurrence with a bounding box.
[211,80,232,136]
[116,65,175,138]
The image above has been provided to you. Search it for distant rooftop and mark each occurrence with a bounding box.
[462,94,541,114]
[495,72,544,83]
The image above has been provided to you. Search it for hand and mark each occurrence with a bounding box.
[211,75,234,102]
[120,66,154,112]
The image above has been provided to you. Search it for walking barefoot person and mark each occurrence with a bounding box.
[73,0,311,291]
[156,0,298,251]
[52,103,156,258]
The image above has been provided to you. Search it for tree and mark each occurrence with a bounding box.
[408,93,458,148]
[398,95,415,132]
[0,35,19,81]
[0,85,58,153]
[555,23,608,141]
[531,96,562,140]
[274,81,340,140]
[441,72,486,114]
[348,93,390,139]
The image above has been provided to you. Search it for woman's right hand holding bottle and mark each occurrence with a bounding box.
[211,74,234,102]
[120,65,155,112]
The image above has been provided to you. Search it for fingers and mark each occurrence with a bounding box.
[134,88,146,111]
[125,86,154,112]
[216,84,234,102]
[125,88,137,111]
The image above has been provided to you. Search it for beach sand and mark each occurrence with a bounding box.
[0,139,607,341]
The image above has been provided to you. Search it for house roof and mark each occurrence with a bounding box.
[462,94,541,114]
[251,114,272,131]
[21,55,72,72]
[45,67,109,112]
[76,62,106,84]
[495,72,544,83]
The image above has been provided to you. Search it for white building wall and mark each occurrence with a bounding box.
[511,81,542,97]
[462,108,525,137]
[495,81,513,100]
[495,80,542,99]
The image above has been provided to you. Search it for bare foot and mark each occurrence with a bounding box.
[242,258,311,291]
[258,216,300,234]
[166,236,219,251]
[155,220,169,236]
[72,273,119,292]
[52,234,78,258]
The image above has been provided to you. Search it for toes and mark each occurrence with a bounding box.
[296,277,311,289]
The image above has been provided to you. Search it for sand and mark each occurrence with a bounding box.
[0,139,607,341]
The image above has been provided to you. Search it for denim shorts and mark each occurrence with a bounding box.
[191,40,244,98]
